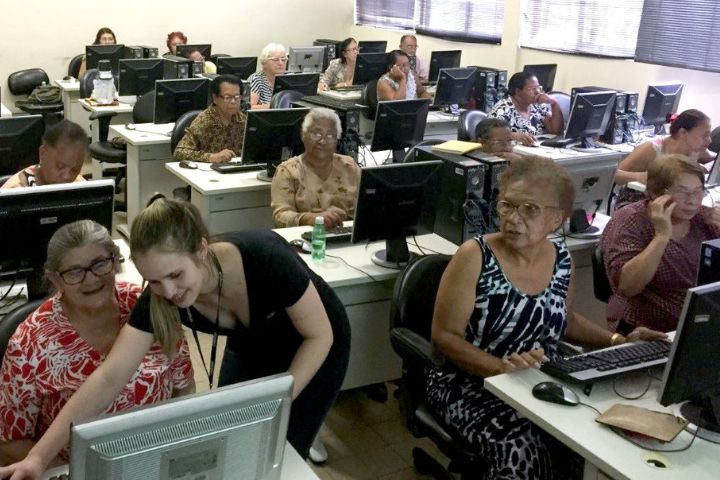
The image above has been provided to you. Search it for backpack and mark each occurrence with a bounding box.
[27,84,62,104]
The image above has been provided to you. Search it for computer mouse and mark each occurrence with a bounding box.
[531,381,580,406]
[289,239,311,254]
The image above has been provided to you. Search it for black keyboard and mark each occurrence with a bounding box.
[302,95,360,110]
[210,162,266,174]
[301,225,353,243]
[541,340,671,385]
[539,136,576,148]
[333,85,364,91]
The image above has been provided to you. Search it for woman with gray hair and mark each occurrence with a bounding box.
[271,107,360,228]
[0,220,194,466]
[248,42,288,109]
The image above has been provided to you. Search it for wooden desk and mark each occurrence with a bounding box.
[53,79,90,136]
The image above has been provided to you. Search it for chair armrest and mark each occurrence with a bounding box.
[89,111,118,121]
[390,327,445,369]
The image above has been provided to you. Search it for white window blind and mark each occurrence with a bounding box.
[415,0,504,43]
[520,0,643,58]
[635,0,720,73]
[354,0,415,30]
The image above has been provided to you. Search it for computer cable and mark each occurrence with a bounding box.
[0,278,16,304]
[612,370,653,400]
[409,236,443,256]
[324,253,384,284]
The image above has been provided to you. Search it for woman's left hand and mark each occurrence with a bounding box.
[625,327,668,343]
[704,205,720,231]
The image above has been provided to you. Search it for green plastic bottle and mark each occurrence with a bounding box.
[311,216,326,261]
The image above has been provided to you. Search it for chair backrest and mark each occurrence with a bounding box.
[7,68,50,96]
[171,110,202,153]
[547,91,571,128]
[270,89,305,109]
[457,109,487,141]
[0,299,44,361]
[360,79,379,120]
[402,139,445,163]
[592,245,612,303]
[79,69,98,98]
[709,126,720,154]
[68,54,84,78]
[133,91,155,124]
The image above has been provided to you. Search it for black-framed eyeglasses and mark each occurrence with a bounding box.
[496,200,559,221]
[57,255,115,285]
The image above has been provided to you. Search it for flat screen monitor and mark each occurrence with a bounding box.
[658,282,720,442]
[118,58,164,96]
[0,179,114,299]
[353,52,387,85]
[371,98,430,163]
[288,46,325,73]
[68,374,293,479]
[358,40,387,54]
[523,64,558,92]
[642,82,684,134]
[272,73,320,97]
[0,115,44,176]
[352,160,443,268]
[85,44,125,72]
[242,107,309,179]
[175,43,212,60]
[216,56,257,80]
[432,67,477,109]
[154,78,210,124]
[428,50,462,83]
[564,90,617,149]
[707,151,720,188]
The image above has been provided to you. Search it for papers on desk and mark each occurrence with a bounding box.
[431,140,482,154]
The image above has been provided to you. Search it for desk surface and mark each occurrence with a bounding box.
[53,78,80,91]
[166,162,271,195]
[1,102,11,117]
[515,144,625,162]
[110,123,174,145]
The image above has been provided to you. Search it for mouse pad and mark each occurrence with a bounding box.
[596,404,688,442]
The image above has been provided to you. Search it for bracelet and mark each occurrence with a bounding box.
[610,333,623,346]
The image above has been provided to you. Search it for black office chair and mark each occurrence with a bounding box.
[270,90,305,109]
[68,54,84,79]
[132,90,155,124]
[170,109,203,201]
[457,110,487,141]
[709,126,720,154]
[0,299,44,361]
[591,246,612,303]
[390,254,486,479]
[360,79,379,120]
[7,68,64,120]
[79,69,98,98]
[547,91,571,127]
[402,139,445,163]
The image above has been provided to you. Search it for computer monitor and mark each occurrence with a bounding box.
[242,108,309,180]
[358,40,387,54]
[371,99,430,163]
[432,67,478,109]
[175,44,212,60]
[523,64,558,92]
[0,115,44,176]
[352,160,443,268]
[216,56,257,80]
[428,50,462,83]
[642,82,684,134]
[272,73,320,97]
[68,374,293,479]
[154,78,210,124]
[658,282,720,442]
[564,90,617,150]
[707,151,720,188]
[85,44,125,72]
[287,46,325,73]
[352,52,387,85]
[118,58,165,96]
[0,179,114,299]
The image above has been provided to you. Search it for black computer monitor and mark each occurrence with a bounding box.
[353,53,388,85]
[216,56,258,80]
[371,99,430,163]
[154,78,210,124]
[658,281,720,442]
[428,50,462,83]
[175,44,212,60]
[0,115,44,176]
[242,108,309,180]
[272,73,320,97]
[358,40,387,54]
[351,160,443,268]
[564,90,617,150]
[642,82,684,134]
[85,44,125,72]
[118,58,165,96]
[287,46,325,73]
[0,179,115,299]
[432,67,478,109]
[523,64,558,92]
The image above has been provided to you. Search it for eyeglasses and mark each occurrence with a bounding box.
[57,255,115,285]
[308,131,338,142]
[666,187,706,199]
[268,56,288,63]
[219,94,241,103]
[487,139,516,147]
[496,200,559,221]
[344,47,359,53]
[524,85,544,94]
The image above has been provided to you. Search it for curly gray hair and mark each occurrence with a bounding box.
[301,107,342,139]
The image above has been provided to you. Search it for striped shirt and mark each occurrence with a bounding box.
[248,71,274,106]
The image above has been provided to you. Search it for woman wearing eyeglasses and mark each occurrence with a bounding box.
[0,220,194,466]
[318,38,358,91]
[248,43,288,109]
[473,117,522,162]
[271,107,360,229]
[602,154,720,334]
[426,157,664,480]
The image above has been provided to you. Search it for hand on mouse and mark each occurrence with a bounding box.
[502,348,546,373]
[512,131,536,147]
[208,149,235,163]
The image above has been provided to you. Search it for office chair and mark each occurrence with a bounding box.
[68,54,84,79]
[170,109,203,201]
[79,69,98,98]
[709,126,720,154]
[360,79,379,120]
[6,68,64,121]
[591,246,612,303]
[547,91,571,127]
[390,254,486,479]
[0,299,44,361]
[402,139,445,163]
[270,90,305,109]
[457,110,487,141]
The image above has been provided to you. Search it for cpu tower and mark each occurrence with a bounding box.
[571,86,638,144]
[468,66,508,113]
[314,39,343,71]
[698,239,720,286]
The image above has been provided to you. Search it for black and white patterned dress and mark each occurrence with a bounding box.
[488,97,551,136]
[248,71,274,106]
[426,235,574,480]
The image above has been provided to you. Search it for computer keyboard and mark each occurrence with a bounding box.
[539,136,577,148]
[333,85,364,91]
[301,225,353,243]
[210,162,266,174]
[541,340,671,385]
[302,95,360,110]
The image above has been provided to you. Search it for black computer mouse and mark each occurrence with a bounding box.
[289,239,311,254]
[531,381,580,406]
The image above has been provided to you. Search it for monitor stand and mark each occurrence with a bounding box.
[256,169,272,182]
[391,149,406,164]
[676,395,720,443]
[371,236,415,269]
[571,136,604,153]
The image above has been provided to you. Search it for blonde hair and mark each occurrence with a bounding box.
[259,42,287,63]
[646,154,705,198]
[130,198,210,356]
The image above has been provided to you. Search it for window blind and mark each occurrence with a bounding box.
[354,0,415,30]
[415,0,504,43]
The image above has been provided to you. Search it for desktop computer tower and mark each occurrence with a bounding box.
[698,239,720,286]
[163,56,192,79]
[124,46,144,60]
[571,86,638,144]
[241,80,251,112]
[336,109,360,161]
[141,46,159,58]
[469,67,508,113]
[314,39,342,71]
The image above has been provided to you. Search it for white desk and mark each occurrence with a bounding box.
[485,368,716,480]
[319,89,362,102]
[53,79,90,136]
[79,99,134,143]
[1,102,11,117]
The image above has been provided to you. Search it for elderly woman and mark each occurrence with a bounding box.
[602,154,720,333]
[77,27,116,78]
[184,48,217,75]
[164,31,187,57]
[248,43,288,109]
[426,157,665,480]
[614,109,714,208]
[319,38,358,91]
[377,50,431,102]
[488,71,564,146]
[0,220,193,466]
[271,107,360,229]
[473,117,522,162]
